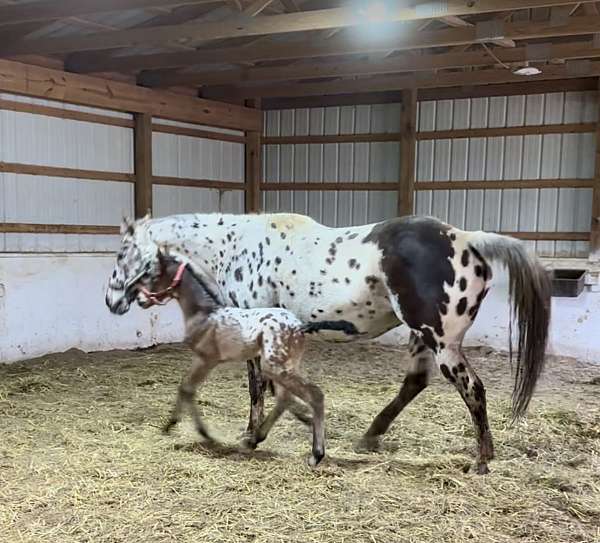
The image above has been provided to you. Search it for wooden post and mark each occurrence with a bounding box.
[398,87,417,217]
[591,78,600,261]
[134,112,153,218]
[245,98,262,213]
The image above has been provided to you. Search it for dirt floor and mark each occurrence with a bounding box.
[0,342,599,543]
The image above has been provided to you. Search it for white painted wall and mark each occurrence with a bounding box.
[0,253,184,363]
[379,263,600,364]
[2,255,600,364]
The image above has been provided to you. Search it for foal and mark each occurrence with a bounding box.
[137,252,336,466]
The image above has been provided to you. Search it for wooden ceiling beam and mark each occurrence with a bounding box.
[201,60,600,99]
[3,0,595,56]
[0,58,260,131]
[70,12,600,75]
[140,39,600,88]
[0,0,221,26]
[260,78,596,109]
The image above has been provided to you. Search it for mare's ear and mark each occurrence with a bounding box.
[120,216,135,236]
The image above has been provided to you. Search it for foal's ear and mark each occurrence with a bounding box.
[120,216,135,236]
[156,243,171,262]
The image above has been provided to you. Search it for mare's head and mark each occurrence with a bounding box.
[105,215,161,315]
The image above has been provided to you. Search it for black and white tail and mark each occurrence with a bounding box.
[468,232,551,419]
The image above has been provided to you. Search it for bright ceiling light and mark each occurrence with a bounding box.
[513,66,543,76]
[357,1,389,22]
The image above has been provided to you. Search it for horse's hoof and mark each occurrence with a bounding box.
[355,435,381,453]
[476,462,490,475]
[307,451,325,468]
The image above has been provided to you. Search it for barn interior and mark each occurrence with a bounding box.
[1,1,600,541]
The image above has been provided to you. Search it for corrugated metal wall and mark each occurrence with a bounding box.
[416,91,596,257]
[152,119,245,218]
[263,92,597,257]
[0,97,245,253]
[0,93,134,252]
[262,104,401,227]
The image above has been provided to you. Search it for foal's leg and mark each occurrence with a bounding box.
[163,354,218,441]
[436,345,494,474]
[271,370,326,467]
[245,357,267,435]
[358,332,435,451]
[243,367,325,467]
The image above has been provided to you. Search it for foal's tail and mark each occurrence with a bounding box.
[301,320,360,336]
[467,231,551,420]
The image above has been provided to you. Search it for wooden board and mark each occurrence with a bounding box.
[153,176,246,190]
[134,113,153,218]
[0,59,261,132]
[0,162,134,182]
[0,223,121,235]
[415,179,595,190]
[399,88,417,216]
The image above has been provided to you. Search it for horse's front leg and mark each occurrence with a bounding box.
[245,357,267,436]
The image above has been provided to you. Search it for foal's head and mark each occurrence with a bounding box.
[137,250,221,313]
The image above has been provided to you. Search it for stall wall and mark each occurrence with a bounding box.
[0,96,243,362]
[262,104,401,226]
[415,91,596,257]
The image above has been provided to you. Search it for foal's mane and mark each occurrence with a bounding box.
[163,255,222,307]
[184,262,222,307]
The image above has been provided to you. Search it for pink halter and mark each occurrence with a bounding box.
[139,262,186,307]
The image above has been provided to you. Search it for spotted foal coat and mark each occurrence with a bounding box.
[135,254,335,466]
[106,213,551,473]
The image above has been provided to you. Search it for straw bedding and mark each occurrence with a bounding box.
[0,342,599,542]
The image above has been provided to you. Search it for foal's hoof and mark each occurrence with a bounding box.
[475,462,490,475]
[307,451,325,468]
[240,434,258,451]
[355,435,381,453]
[162,420,178,435]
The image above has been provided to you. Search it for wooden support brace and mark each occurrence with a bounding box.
[591,78,600,260]
[398,88,417,216]
[245,98,262,213]
[134,112,153,218]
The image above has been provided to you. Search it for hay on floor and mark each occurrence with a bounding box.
[0,342,599,542]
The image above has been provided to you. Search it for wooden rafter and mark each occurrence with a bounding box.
[68,13,600,75]
[2,0,595,56]
[0,0,221,25]
[140,40,600,88]
[201,61,600,99]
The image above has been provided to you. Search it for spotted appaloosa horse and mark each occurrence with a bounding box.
[106,213,551,474]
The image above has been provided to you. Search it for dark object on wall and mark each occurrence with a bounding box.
[550,269,586,298]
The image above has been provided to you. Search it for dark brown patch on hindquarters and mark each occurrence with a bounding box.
[362,217,455,350]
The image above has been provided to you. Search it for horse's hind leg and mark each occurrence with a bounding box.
[163,354,217,442]
[241,382,289,450]
[436,345,494,474]
[357,332,434,452]
[245,357,267,436]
